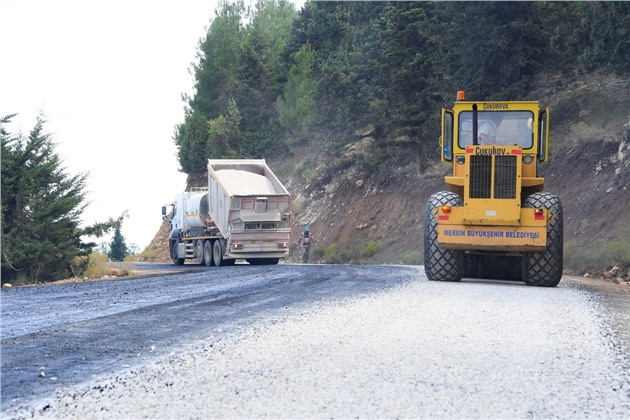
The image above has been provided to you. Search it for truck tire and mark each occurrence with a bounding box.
[203,240,213,267]
[424,191,464,282]
[195,240,205,265]
[213,240,223,267]
[522,192,563,287]
[171,242,184,266]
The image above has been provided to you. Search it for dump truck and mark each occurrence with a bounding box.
[424,91,563,287]
[162,159,291,266]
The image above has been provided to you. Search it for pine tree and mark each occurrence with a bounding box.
[108,227,128,262]
[1,114,122,284]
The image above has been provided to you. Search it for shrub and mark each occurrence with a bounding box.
[360,241,382,259]
[295,157,315,182]
[310,245,325,261]
[83,252,110,278]
[138,248,156,262]
[324,244,343,264]
[291,197,306,215]
[565,234,630,272]
[402,251,423,265]
[607,237,630,267]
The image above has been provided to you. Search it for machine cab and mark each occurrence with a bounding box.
[441,91,550,164]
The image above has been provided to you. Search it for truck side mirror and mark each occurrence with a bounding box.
[162,206,167,216]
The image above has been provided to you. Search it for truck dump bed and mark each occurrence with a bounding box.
[207,159,291,259]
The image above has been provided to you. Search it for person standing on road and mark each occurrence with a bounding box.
[299,226,314,263]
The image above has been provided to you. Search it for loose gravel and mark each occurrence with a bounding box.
[214,169,277,195]
[8,273,630,419]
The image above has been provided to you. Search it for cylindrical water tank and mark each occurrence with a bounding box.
[184,193,209,228]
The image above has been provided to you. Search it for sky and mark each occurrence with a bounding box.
[1,0,302,251]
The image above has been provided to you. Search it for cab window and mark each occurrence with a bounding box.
[458,111,534,149]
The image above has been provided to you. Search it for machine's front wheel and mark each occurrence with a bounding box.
[424,191,464,282]
[522,193,563,287]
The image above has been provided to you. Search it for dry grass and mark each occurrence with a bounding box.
[83,252,110,278]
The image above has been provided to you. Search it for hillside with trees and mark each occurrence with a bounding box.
[162,1,630,274]
[175,1,629,178]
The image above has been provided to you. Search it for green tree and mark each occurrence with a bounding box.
[175,110,210,175]
[108,227,128,262]
[176,0,297,168]
[207,97,243,158]
[190,0,247,120]
[1,114,121,284]
[276,43,317,141]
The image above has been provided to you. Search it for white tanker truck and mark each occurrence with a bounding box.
[162,159,291,266]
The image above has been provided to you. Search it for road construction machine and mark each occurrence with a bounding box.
[424,91,563,287]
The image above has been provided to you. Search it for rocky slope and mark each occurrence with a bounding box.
[142,74,630,279]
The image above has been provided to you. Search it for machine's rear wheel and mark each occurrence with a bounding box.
[195,240,205,265]
[203,240,213,267]
[522,192,563,287]
[424,191,464,282]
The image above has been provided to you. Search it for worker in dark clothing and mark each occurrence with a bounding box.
[299,226,314,263]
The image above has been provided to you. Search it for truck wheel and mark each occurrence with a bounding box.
[171,243,185,266]
[424,191,464,282]
[213,240,224,267]
[522,192,563,287]
[195,240,205,265]
[203,240,213,267]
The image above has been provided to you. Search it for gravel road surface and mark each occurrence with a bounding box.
[1,264,628,419]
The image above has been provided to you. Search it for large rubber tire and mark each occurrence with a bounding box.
[465,253,523,281]
[171,242,185,266]
[424,191,464,282]
[213,240,223,267]
[195,240,205,265]
[203,240,213,267]
[522,192,563,287]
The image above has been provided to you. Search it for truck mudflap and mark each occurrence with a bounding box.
[435,207,549,251]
